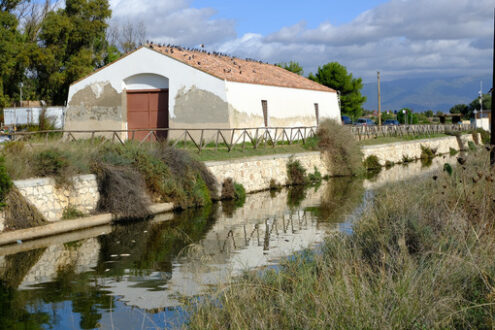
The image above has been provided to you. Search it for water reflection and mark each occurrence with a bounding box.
[0,157,449,329]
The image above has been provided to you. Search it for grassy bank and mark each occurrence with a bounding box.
[0,140,218,223]
[186,149,495,329]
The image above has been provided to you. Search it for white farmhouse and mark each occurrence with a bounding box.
[66,45,341,140]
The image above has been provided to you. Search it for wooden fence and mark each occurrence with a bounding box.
[1,124,474,153]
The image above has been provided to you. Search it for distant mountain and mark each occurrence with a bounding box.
[362,75,491,112]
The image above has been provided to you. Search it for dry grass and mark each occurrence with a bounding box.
[317,119,363,176]
[93,164,152,219]
[186,149,495,329]
[3,189,46,230]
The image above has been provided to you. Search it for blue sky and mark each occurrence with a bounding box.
[191,0,390,35]
[108,0,493,83]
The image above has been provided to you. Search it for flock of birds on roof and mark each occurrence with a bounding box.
[143,40,273,66]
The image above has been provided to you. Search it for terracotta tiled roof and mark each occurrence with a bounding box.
[150,44,335,93]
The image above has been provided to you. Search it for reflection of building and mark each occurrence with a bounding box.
[97,187,335,309]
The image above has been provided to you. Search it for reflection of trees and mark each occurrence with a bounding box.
[0,249,51,329]
[287,186,307,209]
[0,250,111,329]
[307,177,365,223]
[97,205,218,278]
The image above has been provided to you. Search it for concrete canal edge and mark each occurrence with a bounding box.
[0,203,174,246]
[0,134,480,246]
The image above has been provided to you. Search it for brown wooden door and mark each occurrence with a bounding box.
[127,89,169,141]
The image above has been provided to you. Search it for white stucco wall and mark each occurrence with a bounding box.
[225,81,341,127]
[67,47,227,119]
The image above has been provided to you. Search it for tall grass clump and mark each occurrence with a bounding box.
[93,164,152,219]
[363,154,381,170]
[317,119,363,176]
[0,156,12,208]
[286,157,308,185]
[420,145,437,160]
[221,178,246,202]
[187,149,495,329]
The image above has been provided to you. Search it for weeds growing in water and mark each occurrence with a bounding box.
[187,149,495,329]
[286,157,308,185]
[317,119,363,176]
[363,154,381,170]
[220,178,245,203]
[307,166,322,185]
[420,145,437,160]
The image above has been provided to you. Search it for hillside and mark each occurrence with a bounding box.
[362,75,491,112]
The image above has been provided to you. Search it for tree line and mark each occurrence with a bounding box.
[0,0,145,108]
[449,94,492,119]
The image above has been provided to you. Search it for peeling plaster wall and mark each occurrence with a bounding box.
[225,81,341,128]
[65,82,124,138]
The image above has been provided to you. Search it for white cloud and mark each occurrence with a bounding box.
[216,0,494,81]
[109,0,494,82]
[109,0,236,46]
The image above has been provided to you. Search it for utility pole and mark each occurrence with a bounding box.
[491,8,495,166]
[377,72,382,126]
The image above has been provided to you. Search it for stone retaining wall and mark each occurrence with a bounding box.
[205,152,328,193]
[14,174,99,222]
[0,135,477,233]
[362,134,478,165]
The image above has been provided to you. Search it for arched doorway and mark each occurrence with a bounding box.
[124,74,169,141]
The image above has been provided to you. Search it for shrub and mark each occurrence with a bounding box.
[269,178,282,191]
[233,183,246,205]
[473,128,490,145]
[0,156,12,208]
[363,155,381,170]
[4,189,45,229]
[32,149,72,186]
[308,166,322,185]
[468,141,477,151]
[385,160,394,169]
[286,157,308,185]
[221,178,245,201]
[420,145,437,160]
[221,178,236,200]
[93,164,151,219]
[449,147,459,156]
[62,206,84,220]
[317,119,363,176]
[402,154,414,163]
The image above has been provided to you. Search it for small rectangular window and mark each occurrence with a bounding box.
[261,100,268,127]
[314,103,319,125]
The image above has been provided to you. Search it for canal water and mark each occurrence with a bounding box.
[0,155,454,329]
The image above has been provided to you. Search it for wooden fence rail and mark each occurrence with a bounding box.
[0,124,474,152]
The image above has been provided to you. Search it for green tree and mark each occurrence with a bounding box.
[276,61,304,75]
[424,110,434,118]
[467,94,491,118]
[449,104,468,117]
[0,6,23,107]
[32,0,112,104]
[397,108,418,125]
[309,62,366,119]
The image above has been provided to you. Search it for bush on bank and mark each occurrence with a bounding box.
[317,119,363,176]
[186,149,495,329]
